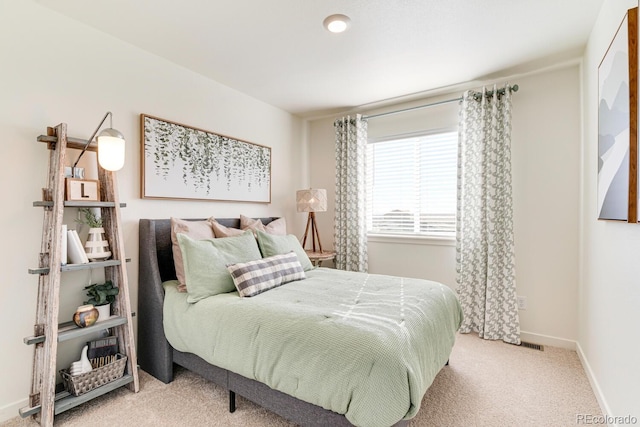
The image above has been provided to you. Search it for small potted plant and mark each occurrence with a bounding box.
[76,208,103,228]
[84,280,119,322]
[76,208,111,261]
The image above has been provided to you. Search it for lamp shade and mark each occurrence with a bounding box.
[97,128,125,171]
[297,189,327,212]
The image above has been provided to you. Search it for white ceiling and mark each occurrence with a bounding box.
[37,0,604,117]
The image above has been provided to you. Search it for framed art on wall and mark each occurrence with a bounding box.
[141,114,271,203]
[597,7,637,222]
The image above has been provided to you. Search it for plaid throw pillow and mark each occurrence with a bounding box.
[227,252,305,297]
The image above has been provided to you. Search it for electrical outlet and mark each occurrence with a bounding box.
[517,296,527,310]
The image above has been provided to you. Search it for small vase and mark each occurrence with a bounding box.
[95,303,111,322]
[73,304,99,328]
[85,227,111,261]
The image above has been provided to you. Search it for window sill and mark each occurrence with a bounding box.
[367,233,455,247]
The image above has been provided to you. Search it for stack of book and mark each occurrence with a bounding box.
[65,227,89,264]
[87,336,119,368]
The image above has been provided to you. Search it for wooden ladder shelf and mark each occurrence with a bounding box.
[20,124,139,426]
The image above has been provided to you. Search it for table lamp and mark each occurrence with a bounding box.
[296,188,327,253]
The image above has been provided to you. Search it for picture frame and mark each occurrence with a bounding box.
[65,178,100,202]
[597,7,638,222]
[141,114,271,203]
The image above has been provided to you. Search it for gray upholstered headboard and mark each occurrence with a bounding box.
[137,217,278,382]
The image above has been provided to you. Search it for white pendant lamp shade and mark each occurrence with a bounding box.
[97,128,126,171]
[72,112,127,177]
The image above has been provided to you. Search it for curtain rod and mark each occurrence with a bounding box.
[363,84,519,120]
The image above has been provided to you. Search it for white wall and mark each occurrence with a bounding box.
[308,64,582,348]
[580,0,640,420]
[0,1,305,421]
[511,66,581,346]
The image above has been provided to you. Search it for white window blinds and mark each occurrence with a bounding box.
[366,130,458,238]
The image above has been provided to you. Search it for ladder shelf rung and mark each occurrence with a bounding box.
[28,259,130,275]
[37,134,96,152]
[19,374,134,418]
[24,316,129,345]
[33,201,126,208]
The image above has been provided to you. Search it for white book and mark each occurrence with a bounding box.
[67,230,89,264]
[66,230,83,264]
[74,230,90,264]
[61,224,67,266]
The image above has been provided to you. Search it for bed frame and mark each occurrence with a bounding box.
[138,218,409,427]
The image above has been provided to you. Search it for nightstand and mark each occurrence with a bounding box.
[305,250,336,267]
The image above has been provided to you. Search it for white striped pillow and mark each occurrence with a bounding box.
[227,252,305,297]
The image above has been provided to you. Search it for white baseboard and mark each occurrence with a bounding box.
[576,342,613,423]
[0,397,28,423]
[520,330,576,350]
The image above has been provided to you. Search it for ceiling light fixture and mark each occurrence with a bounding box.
[323,14,351,33]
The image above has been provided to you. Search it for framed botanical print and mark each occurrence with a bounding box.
[141,114,271,203]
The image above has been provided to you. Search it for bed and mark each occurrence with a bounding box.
[138,218,462,427]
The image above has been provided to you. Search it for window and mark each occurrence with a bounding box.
[366,130,458,238]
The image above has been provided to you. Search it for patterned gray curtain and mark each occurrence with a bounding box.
[334,115,368,272]
[456,84,521,345]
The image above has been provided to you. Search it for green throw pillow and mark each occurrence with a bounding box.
[178,231,262,303]
[255,230,314,271]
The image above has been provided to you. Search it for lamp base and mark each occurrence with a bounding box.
[301,212,323,253]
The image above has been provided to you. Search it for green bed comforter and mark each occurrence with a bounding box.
[163,267,462,427]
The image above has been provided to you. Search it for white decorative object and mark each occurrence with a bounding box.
[96,303,111,322]
[85,227,111,261]
[69,345,92,376]
[66,178,100,201]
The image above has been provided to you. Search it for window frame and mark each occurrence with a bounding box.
[366,127,458,242]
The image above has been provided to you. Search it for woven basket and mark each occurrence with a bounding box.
[60,353,127,396]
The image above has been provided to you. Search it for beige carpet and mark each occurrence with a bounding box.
[2,333,601,427]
